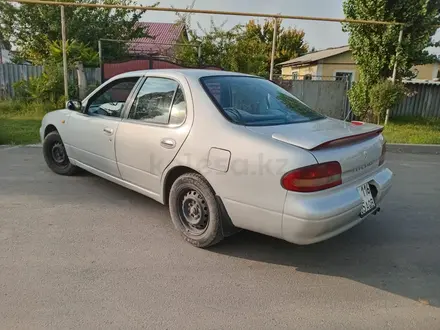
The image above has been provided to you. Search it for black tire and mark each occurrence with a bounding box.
[43,131,78,176]
[169,173,224,248]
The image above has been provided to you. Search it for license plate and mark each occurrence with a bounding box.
[358,183,376,217]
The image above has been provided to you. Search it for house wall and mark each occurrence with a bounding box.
[413,63,438,80]
[321,51,358,81]
[281,65,317,80]
[282,50,439,81]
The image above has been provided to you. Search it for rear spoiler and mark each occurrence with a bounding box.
[311,128,384,151]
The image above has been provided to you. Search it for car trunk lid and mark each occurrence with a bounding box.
[247,118,385,183]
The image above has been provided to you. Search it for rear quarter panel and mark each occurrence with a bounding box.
[163,76,318,238]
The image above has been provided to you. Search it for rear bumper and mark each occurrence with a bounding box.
[282,167,393,245]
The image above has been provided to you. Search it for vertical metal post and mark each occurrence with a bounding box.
[98,39,103,83]
[197,44,202,61]
[385,26,404,125]
[60,5,69,100]
[269,18,278,81]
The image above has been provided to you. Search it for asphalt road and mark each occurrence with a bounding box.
[1,146,440,329]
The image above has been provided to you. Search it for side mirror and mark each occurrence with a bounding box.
[66,100,82,111]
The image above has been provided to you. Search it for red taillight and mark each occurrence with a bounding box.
[379,142,386,165]
[281,161,342,193]
[351,121,364,126]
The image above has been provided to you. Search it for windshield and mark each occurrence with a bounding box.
[200,76,324,126]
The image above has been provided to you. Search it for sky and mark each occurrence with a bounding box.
[139,0,440,54]
[139,0,350,50]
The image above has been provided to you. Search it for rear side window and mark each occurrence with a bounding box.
[129,77,179,124]
[169,86,187,126]
[201,76,324,126]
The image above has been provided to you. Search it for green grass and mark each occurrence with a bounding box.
[0,100,59,145]
[0,118,42,144]
[1,100,439,145]
[383,117,440,144]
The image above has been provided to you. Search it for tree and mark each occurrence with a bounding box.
[343,0,440,122]
[175,18,309,77]
[244,19,309,75]
[174,20,267,76]
[0,1,14,50]
[0,0,157,64]
[343,0,440,85]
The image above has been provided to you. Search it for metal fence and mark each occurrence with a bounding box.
[0,63,100,99]
[278,77,440,120]
[279,79,350,120]
[393,81,440,118]
[0,64,43,98]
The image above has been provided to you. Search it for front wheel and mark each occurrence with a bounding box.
[43,131,77,176]
[169,173,224,248]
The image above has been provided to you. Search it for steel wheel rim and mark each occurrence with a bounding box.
[51,142,68,167]
[177,188,209,236]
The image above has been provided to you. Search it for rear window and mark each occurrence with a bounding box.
[200,76,324,126]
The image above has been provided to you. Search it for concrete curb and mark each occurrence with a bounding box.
[388,143,440,155]
[0,144,42,151]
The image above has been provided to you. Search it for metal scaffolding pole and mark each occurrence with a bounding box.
[5,0,407,27]
[98,39,103,83]
[269,18,278,81]
[60,5,69,100]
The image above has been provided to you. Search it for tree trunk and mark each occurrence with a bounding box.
[76,62,87,100]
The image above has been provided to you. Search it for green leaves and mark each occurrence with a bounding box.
[343,0,440,83]
[343,0,440,122]
[0,0,155,64]
[370,80,406,120]
[175,19,309,77]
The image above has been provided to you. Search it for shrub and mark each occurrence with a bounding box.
[369,80,406,123]
[0,99,60,118]
[12,63,77,105]
[348,79,406,123]
[347,80,370,120]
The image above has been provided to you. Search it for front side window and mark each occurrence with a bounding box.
[201,76,324,126]
[128,77,180,124]
[86,77,139,117]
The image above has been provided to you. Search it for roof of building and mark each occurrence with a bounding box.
[402,78,440,85]
[278,45,350,67]
[129,22,186,55]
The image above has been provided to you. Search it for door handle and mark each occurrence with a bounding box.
[103,127,114,134]
[160,138,176,149]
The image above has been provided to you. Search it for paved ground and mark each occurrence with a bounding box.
[1,147,440,329]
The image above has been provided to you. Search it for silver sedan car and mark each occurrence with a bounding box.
[40,69,392,247]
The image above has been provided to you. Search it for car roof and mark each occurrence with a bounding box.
[113,69,255,80]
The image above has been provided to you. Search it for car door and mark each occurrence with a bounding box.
[64,76,141,177]
[115,75,192,197]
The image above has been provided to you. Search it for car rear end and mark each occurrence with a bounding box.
[199,73,392,244]
[278,122,392,244]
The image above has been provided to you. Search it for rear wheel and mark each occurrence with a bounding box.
[169,173,224,248]
[43,131,77,176]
